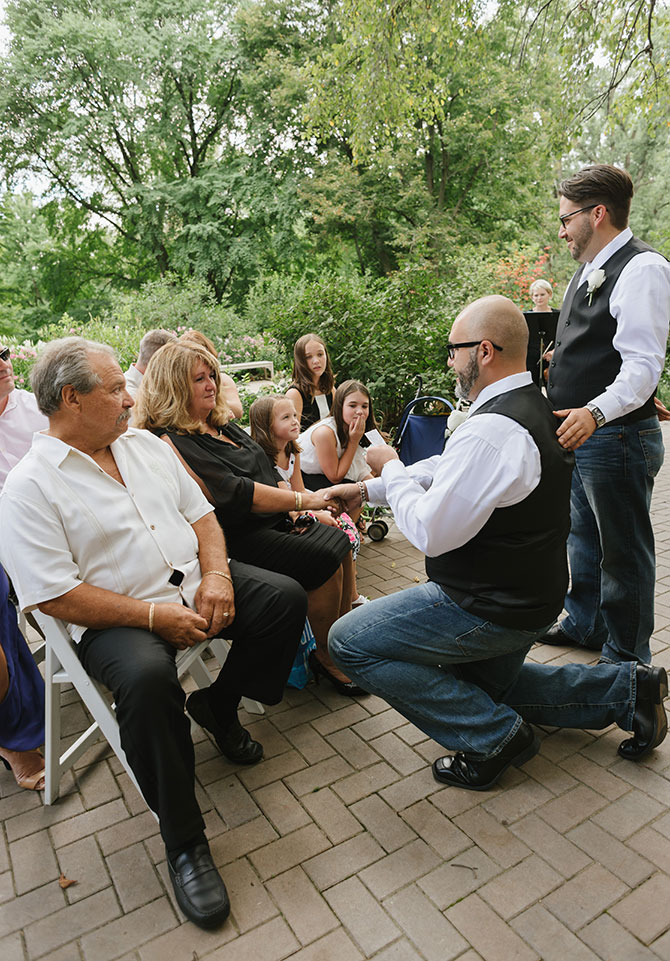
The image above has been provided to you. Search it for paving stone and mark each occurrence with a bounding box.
[579,914,660,961]
[352,710,407,741]
[311,705,371,737]
[24,887,120,958]
[539,728,597,763]
[79,898,177,961]
[248,823,331,882]
[607,758,670,806]
[368,938,423,961]
[332,762,400,805]
[75,756,122,809]
[301,787,363,844]
[509,812,592,878]
[359,839,442,899]
[351,795,418,853]
[651,926,670,961]
[5,791,85,843]
[97,812,160,857]
[383,883,468,961]
[446,893,539,961]
[536,784,609,833]
[9,828,60,895]
[0,932,25,961]
[210,815,278,866]
[206,916,299,961]
[608,872,670,944]
[224,856,278,933]
[282,926,364,961]
[266,866,339,945]
[326,728,381,769]
[559,754,630,800]
[56,834,110,904]
[400,799,470,860]
[368,732,426,775]
[567,820,655,886]
[304,834,385,891]
[284,723,338,764]
[481,777,554,824]
[324,876,400,955]
[542,862,629,930]
[511,904,601,961]
[0,880,65,939]
[244,718,292,758]
[417,846,502,910]
[628,825,670,873]
[106,844,164,913]
[453,807,531,869]
[377,768,443,811]
[284,756,355,797]
[138,917,235,961]
[478,854,563,919]
[270,701,331,732]
[522,752,579,795]
[591,789,666,840]
[252,780,313,835]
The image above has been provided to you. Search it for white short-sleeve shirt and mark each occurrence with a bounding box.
[0,388,49,491]
[0,427,214,641]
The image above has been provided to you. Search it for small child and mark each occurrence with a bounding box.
[249,395,360,560]
[286,333,335,431]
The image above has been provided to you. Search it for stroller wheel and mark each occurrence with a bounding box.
[368,521,387,542]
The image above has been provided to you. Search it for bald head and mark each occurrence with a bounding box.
[453,296,529,364]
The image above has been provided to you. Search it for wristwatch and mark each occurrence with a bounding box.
[586,403,606,429]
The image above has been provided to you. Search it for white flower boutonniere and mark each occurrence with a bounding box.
[585,268,606,306]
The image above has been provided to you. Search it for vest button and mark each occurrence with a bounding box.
[565,320,570,326]
[549,381,554,387]
[556,341,561,346]
[551,361,556,367]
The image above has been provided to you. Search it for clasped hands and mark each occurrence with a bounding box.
[154,573,235,649]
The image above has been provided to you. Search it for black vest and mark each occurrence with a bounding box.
[426,384,574,629]
[547,236,659,423]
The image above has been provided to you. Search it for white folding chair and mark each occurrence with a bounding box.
[32,611,263,809]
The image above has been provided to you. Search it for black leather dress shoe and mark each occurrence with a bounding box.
[538,623,601,650]
[168,843,230,928]
[618,665,668,761]
[432,722,539,791]
[186,690,263,764]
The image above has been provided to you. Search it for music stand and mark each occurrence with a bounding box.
[524,309,559,387]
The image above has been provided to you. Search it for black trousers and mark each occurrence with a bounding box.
[77,561,306,854]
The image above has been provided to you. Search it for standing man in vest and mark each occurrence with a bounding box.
[323,296,667,791]
[543,164,670,665]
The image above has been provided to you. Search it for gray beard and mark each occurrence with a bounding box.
[455,352,479,401]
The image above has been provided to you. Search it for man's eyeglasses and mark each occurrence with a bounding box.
[447,341,503,360]
[559,204,598,229]
[0,347,11,363]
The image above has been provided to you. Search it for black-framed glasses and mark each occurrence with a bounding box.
[447,341,503,360]
[0,347,11,363]
[559,204,598,228]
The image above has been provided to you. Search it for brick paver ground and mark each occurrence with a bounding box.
[2,425,670,961]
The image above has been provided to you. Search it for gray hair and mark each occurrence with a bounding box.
[138,329,176,368]
[31,337,117,416]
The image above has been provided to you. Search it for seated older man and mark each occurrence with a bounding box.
[124,328,176,398]
[0,337,307,929]
[0,343,48,490]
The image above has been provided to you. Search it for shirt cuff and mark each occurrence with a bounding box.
[364,475,388,506]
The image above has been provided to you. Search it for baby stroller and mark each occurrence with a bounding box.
[366,378,454,542]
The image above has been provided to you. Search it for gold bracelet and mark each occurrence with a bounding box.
[148,602,155,633]
[295,491,303,511]
[202,569,233,585]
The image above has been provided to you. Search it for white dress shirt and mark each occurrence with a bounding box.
[0,388,49,491]
[0,428,213,641]
[571,227,670,422]
[365,372,542,557]
[123,364,144,399]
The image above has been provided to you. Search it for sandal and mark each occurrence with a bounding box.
[0,748,46,791]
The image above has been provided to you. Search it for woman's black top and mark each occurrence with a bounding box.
[289,383,334,431]
[155,422,285,533]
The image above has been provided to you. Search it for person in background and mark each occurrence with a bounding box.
[0,344,48,489]
[124,329,176,399]
[178,330,244,420]
[529,279,554,312]
[287,333,335,431]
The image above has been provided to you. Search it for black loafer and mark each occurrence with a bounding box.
[618,665,668,761]
[168,843,230,929]
[432,722,539,791]
[186,690,263,764]
[538,624,601,650]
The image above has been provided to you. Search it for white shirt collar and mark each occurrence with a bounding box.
[580,226,632,279]
[30,426,137,469]
[470,371,533,413]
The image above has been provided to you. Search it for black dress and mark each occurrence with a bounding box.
[157,423,350,592]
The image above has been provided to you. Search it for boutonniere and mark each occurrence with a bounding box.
[585,268,606,306]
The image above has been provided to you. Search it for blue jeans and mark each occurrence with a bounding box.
[329,582,635,759]
[560,417,663,665]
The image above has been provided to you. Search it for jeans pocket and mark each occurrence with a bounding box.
[639,427,664,478]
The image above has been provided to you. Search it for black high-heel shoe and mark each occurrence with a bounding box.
[308,652,367,697]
